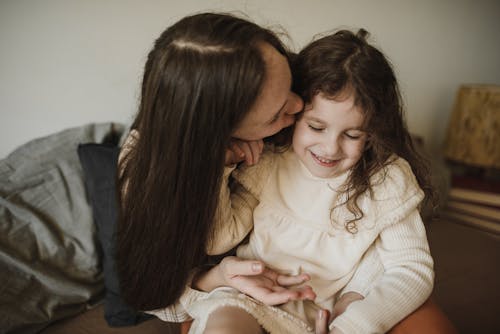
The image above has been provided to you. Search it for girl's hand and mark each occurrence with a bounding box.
[332,291,364,318]
[225,139,264,166]
[194,256,316,305]
[314,292,364,334]
[315,310,344,334]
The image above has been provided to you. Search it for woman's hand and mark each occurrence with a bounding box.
[193,256,316,305]
[225,139,264,166]
[314,292,364,334]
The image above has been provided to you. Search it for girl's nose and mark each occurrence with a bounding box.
[323,136,340,157]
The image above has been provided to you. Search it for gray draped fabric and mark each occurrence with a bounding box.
[0,123,124,333]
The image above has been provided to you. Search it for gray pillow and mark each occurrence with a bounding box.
[78,142,152,326]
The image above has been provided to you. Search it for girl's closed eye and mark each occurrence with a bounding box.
[345,131,365,140]
[308,123,324,132]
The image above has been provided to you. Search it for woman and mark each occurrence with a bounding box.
[116,12,457,333]
[117,11,305,312]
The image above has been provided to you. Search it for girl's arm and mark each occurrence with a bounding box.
[338,245,383,299]
[329,246,383,322]
[331,210,434,334]
[330,158,434,333]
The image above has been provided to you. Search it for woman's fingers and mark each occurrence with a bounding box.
[247,140,263,164]
[226,142,245,165]
[237,142,255,165]
[221,257,264,277]
[228,139,265,166]
[257,139,264,152]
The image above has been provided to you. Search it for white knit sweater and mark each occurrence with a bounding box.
[202,148,434,333]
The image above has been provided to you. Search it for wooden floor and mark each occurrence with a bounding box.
[426,218,500,334]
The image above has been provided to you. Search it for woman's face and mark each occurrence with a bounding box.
[232,43,303,141]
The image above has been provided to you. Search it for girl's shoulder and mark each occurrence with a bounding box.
[368,155,424,216]
[371,155,420,194]
[366,156,424,226]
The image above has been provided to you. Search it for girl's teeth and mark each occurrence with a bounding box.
[313,152,333,163]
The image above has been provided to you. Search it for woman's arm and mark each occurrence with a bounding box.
[193,256,316,305]
[206,139,268,255]
[147,256,316,322]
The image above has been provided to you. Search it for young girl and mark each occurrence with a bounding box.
[181,29,436,334]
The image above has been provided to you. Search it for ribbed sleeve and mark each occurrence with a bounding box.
[330,160,434,333]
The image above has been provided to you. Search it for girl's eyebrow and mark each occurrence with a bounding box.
[304,115,326,124]
[305,115,365,131]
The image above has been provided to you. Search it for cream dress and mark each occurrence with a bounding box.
[123,133,435,333]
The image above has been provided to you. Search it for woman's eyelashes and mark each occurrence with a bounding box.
[269,111,281,124]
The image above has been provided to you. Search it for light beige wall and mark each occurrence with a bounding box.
[1,0,499,160]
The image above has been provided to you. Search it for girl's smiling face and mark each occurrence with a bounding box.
[292,93,367,179]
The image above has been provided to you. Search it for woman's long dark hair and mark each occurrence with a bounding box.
[116,13,289,310]
[293,29,436,233]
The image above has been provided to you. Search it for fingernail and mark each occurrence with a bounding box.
[318,310,324,320]
[252,263,262,272]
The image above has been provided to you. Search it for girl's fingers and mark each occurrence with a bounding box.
[276,273,311,286]
[297,285,316,301]
[251,287,297,305]
[315,309,330,334]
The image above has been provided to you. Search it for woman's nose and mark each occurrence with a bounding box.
[285,92,303,115]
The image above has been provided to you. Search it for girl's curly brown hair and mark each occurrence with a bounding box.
[291,29,436,233]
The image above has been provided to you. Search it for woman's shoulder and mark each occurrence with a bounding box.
[119,129,139,157]
[117,129,139,172]
[232,145,279,197]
